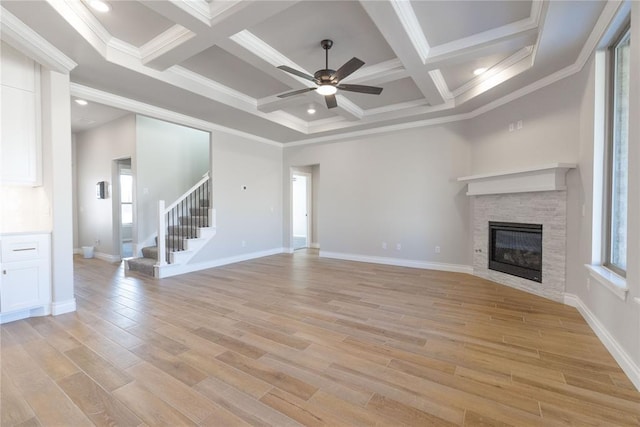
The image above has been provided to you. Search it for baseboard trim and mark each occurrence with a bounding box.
[564,293,640,391]
[319,251,473,274]
[310,242,320,249]
[156,248,286,278]
[51,298,77,315]
[0,304,51,324]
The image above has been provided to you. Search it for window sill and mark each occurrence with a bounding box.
[585,264,628,301]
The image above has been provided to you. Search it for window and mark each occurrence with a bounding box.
[605,27,630,276]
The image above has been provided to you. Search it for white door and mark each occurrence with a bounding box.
[292,174,310,250]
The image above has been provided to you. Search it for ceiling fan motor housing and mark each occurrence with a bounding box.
[314,69,336,84]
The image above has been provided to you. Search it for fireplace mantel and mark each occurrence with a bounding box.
[457,163,576,196]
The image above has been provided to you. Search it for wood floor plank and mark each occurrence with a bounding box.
[22,340,79,381]
[129,343,207,387]
[2,251,639,426]
[1,372,36,427]
[56,372,143,427]
[64,346,133,392]
[111,381,198,426]
[216,350,318,401]
[179,349,274,399]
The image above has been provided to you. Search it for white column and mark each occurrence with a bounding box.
[41,69,75,315]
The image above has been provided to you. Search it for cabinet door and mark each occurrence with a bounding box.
[0,42,40,186]
[1,260,42,313]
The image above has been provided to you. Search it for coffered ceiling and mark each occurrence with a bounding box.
[1,0,613,143]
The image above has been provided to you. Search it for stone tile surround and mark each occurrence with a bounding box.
[473,191,567,302]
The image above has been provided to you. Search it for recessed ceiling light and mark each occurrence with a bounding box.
[89,0,110,13]
[473,67,488,76]
[307,107,316,115]
[75,99,88,106]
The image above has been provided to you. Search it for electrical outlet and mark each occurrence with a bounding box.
[396,243,401,251]
[509,123,514,132]
[94,239,100,246]
[435,246,441,254]
[516,120,523,130]
[382,242,387,250]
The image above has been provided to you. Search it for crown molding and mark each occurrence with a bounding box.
[577,0,625,68]
[107,38,140,60]
[70,83,283,148]
[335,95,364,120]
[390,0,430,62]
[452,46,533,98]
[342,59,407,85]
[428,70,453,101]
[141,24,195,65]
[45,0,110,57]
[230,30,314,88]
[364,99,430,117]
[171,65,256,106]
[0,7,77,72]
[172,0,212,25]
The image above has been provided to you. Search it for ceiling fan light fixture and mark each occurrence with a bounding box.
[307,107,316,114]
[316,84,337,96]
[89,0,111,13]
[473,67,487,76]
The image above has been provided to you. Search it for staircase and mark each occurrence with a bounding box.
[126,174,215,278]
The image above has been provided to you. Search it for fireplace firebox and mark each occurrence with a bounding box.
[488,222,542,282]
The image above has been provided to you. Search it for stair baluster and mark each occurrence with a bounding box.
[157,173,211,266]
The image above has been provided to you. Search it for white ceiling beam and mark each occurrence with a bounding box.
[359,0,445,106]
[425,24,538,68]
[0,7,77,72]
[140,1,298,71]
[341,59,409,86]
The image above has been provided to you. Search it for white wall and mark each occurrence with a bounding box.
[284,125,471,269]
[135,116,209,247]
[75,115,136,256]
[467,71,585,174]
[189,131,283,263]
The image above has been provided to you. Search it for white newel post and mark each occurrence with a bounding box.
[157,200,167,266]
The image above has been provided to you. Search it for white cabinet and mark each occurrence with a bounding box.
[1,42,41,186]
[0,234,51,322]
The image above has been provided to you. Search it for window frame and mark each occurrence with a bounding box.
[604,23,630,278]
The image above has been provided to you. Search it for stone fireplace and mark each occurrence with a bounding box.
[458,164,575,302]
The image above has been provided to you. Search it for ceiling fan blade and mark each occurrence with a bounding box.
[337,84,383,95]
[332,57,364,82]
[277,87,317,99]
[325,94,338,109]
[277,65,315,82]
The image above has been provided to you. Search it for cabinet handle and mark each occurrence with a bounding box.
[13,247,36,252]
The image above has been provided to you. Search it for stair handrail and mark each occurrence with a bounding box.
[157,172,211,266]
[163,172,210,214]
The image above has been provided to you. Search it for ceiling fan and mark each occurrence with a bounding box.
[276,39,383,109]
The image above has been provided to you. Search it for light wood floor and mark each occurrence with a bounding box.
[2,250,639,426]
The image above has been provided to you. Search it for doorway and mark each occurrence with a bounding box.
[292,172,311,250]
[115,158,133,258]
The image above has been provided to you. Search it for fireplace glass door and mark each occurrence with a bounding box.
[489,222,542,282]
